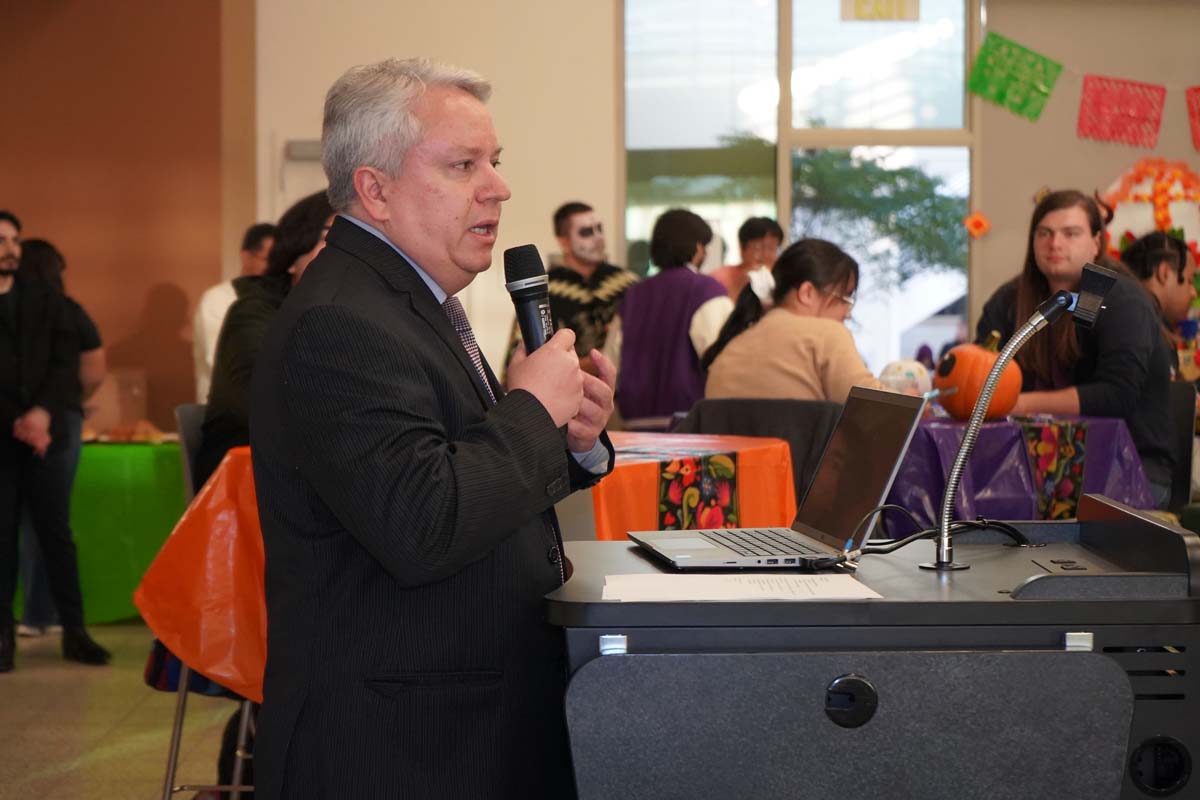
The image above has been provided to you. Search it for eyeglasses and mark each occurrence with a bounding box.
[821,287,856,309]
[576,223,604,238]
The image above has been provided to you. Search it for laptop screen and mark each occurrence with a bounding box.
[792,387,925,552]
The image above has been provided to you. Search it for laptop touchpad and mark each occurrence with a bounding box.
[656,537,718,550]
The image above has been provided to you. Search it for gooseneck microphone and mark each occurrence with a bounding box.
[921,262,1119,572]
[504,244,555,353]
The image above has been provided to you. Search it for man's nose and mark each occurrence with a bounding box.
[479,165,511,203]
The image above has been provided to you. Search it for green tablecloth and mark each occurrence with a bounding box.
[17,442,187,624]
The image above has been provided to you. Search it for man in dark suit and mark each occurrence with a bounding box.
[0,209,110,671]
[249,59,617,799]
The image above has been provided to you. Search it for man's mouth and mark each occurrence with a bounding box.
[469,223,498,238]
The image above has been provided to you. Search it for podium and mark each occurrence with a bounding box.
[548,495,1200,799]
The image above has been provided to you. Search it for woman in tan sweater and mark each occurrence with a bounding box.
[702,238,880,403]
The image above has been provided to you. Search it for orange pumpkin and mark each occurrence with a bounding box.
[933,331,1022,420]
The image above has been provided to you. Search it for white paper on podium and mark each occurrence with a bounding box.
[601,573,882,602]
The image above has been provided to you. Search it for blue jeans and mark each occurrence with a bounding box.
[18,410,83,628]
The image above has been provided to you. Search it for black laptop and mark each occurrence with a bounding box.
[628,386,926,569]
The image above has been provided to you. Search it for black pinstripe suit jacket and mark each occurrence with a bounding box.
[249,217,612,799]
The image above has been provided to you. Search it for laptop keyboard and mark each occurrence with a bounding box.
[700,528,823,557]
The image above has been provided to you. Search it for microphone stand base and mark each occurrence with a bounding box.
[919,561,971,571]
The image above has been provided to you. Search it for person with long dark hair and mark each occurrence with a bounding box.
[16,240,105,638]
[192,190,334,489]
[975,189,1175,506]
[703,238,879,402]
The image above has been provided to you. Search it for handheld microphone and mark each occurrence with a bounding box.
[504,244,555,353]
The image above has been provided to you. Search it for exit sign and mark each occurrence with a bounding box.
[841,0,920,20]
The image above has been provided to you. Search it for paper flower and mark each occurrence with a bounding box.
[963,211,992,239]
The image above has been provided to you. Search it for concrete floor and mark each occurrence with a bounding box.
[0,620,236,800]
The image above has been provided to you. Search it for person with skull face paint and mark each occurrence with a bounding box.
[505,202,637,375]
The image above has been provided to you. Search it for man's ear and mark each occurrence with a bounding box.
[352,167,391,223]
[1157,260,1175,286]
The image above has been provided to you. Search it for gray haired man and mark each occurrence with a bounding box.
[248,59,616,799]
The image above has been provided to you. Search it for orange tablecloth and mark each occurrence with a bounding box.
[593,432,797,540]
[133,446,266,702]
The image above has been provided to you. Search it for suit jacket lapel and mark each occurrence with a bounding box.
[325,217,495,409]
[410,296,496,409]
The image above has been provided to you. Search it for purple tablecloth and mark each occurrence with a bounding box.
[886,416,1157,528]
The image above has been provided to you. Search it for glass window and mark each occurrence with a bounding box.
[626,0,779,271]
[791,0,966,129]
[626,0,778,149]
[790,146,969,371]
[625,142,776,275]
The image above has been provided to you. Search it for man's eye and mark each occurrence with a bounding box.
[453,161,472,171]
[491,160,501,169]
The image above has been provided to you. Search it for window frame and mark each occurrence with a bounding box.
[618,0,985,308]
[776,0,984,310]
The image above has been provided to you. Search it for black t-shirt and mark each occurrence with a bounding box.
[72,298,102,351]
[976,275,1175,486]
[65,296,102,411]
[0,284,15,329]
[0,285,20,411]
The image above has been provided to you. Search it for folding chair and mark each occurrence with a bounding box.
[152,403,255,799]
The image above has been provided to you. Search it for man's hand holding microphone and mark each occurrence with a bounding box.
[504,245,616,452]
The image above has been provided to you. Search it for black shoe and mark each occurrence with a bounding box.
[0,620,13,672]
[62,627,111,666]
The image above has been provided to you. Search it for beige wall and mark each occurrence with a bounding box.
[973,0,1200,325]
[221,0,260,281]
[255,0,621,366]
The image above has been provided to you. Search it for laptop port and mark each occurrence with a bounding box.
[766,559,779,565]
[783,558,797,565]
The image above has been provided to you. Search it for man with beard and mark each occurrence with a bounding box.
[0,210,110,672]
[506,202,637,374]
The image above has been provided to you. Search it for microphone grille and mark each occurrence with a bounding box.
[504,244,545,284]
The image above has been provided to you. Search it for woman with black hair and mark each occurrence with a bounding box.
[15,239,106,646]
[975,189,1175,506]
[703,238,879,403]
[192,190,334,489]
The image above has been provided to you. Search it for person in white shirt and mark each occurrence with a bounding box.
[191,222,275,402]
